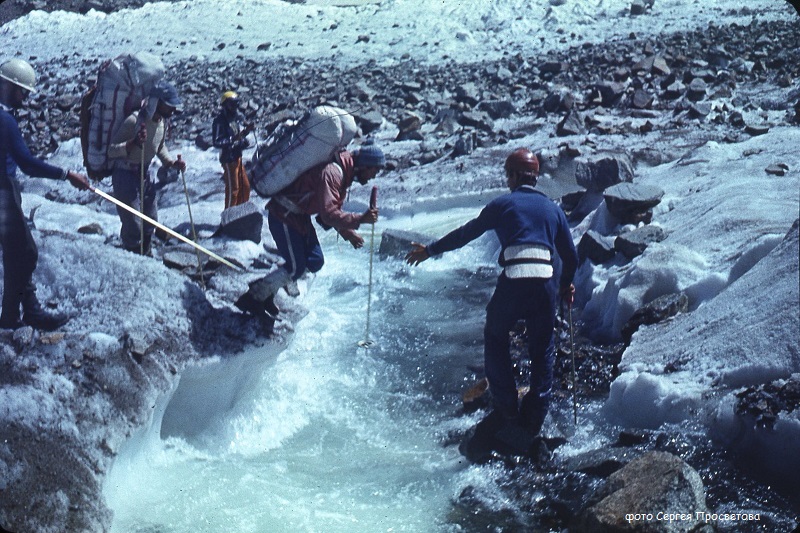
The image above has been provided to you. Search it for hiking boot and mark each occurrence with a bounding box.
[494,419,539,456]
[0,316,25,330]
[23,309,69,331]
[235,292,263,315]
[284,280,300,297]
[458,410,508,463]
[263,295,280,319]
[21,289,70,331]
[124,244,152,256]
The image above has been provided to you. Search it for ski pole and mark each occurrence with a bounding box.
[177,154,205,289]
[89,185,243,271]
[358,186,378,348]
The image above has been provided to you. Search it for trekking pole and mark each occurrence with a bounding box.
[358,186,378,348]
[177,154,205,289]
[139,124,146,255]
[567,300,578,426]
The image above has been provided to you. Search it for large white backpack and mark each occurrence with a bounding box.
[250,105,358,197]
[80,52,165,180]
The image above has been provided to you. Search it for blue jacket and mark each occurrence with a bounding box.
[1,107,64,189]
[427,185,578,288]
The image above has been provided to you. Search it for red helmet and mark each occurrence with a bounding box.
[504,148,539,175]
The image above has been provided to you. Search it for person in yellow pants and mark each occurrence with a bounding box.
[212,91,253,208]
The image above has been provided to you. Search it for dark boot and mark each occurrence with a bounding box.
[263,295,280,319]
[0,314,24,330]
[234,292,263,315]
[1,287,23,329]
[459,410,508,463]
[21,288,69,331]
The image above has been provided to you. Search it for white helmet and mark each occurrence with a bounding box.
[0,59,37,92]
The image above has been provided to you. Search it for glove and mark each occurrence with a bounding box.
[560,284,575,307]
[172,158,187,172]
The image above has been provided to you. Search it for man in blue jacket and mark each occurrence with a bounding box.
[406,148,578,459]
[0,59,90,330]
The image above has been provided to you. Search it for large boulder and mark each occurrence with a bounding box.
[573,451,709,532]
[575,154,635,192]
[604,182,665,224]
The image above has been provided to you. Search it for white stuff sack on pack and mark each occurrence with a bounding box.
[250,106,358,197]
[80,51,165,180]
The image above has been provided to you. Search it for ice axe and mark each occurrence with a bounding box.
[176,154,205,288]
[563,299,578,426]
[89,185,243,271]
[358,186,378,349]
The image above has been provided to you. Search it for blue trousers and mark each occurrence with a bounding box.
[484,274,557,426]
[268,211,324,280]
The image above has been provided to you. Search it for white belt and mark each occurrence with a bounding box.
[502,244,553,279]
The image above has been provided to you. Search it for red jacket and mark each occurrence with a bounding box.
[267,150,362,239]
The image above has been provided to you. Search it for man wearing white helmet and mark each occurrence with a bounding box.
[0,58,91,331]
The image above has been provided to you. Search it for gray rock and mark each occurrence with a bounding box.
[455,83,480,106]
[557,110,586,137]
[630,0,647,15]
[745,124,770,136]
[579,230,617,265]
[652,56,671,76]
[621,292,690,343]
[396,112,424,141]
[379,228,433,259]
[614,224,667,259]
[477,100,516,120]
[595,81,626,107]
[632,89,654,109]
[123,332,150,361]
[540,61,568,75]
[688,102,712,119]
[162,249,203,272]
[217,201,263,243]
[687,78,707,101]
[458,110,494,132]
[662,81,685,100]
[575,154,635,192]
[354,110,384,135]
[574,451,709,532]
[765,163,789,176]
[77,223,104,235]
[603,182,664,223]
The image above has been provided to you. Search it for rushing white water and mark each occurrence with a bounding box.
[104,207,512,533]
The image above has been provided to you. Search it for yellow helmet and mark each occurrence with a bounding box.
[221,91,238,105]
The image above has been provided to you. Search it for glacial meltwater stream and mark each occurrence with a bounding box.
[101,201,798,532]
[104,207,532,532]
